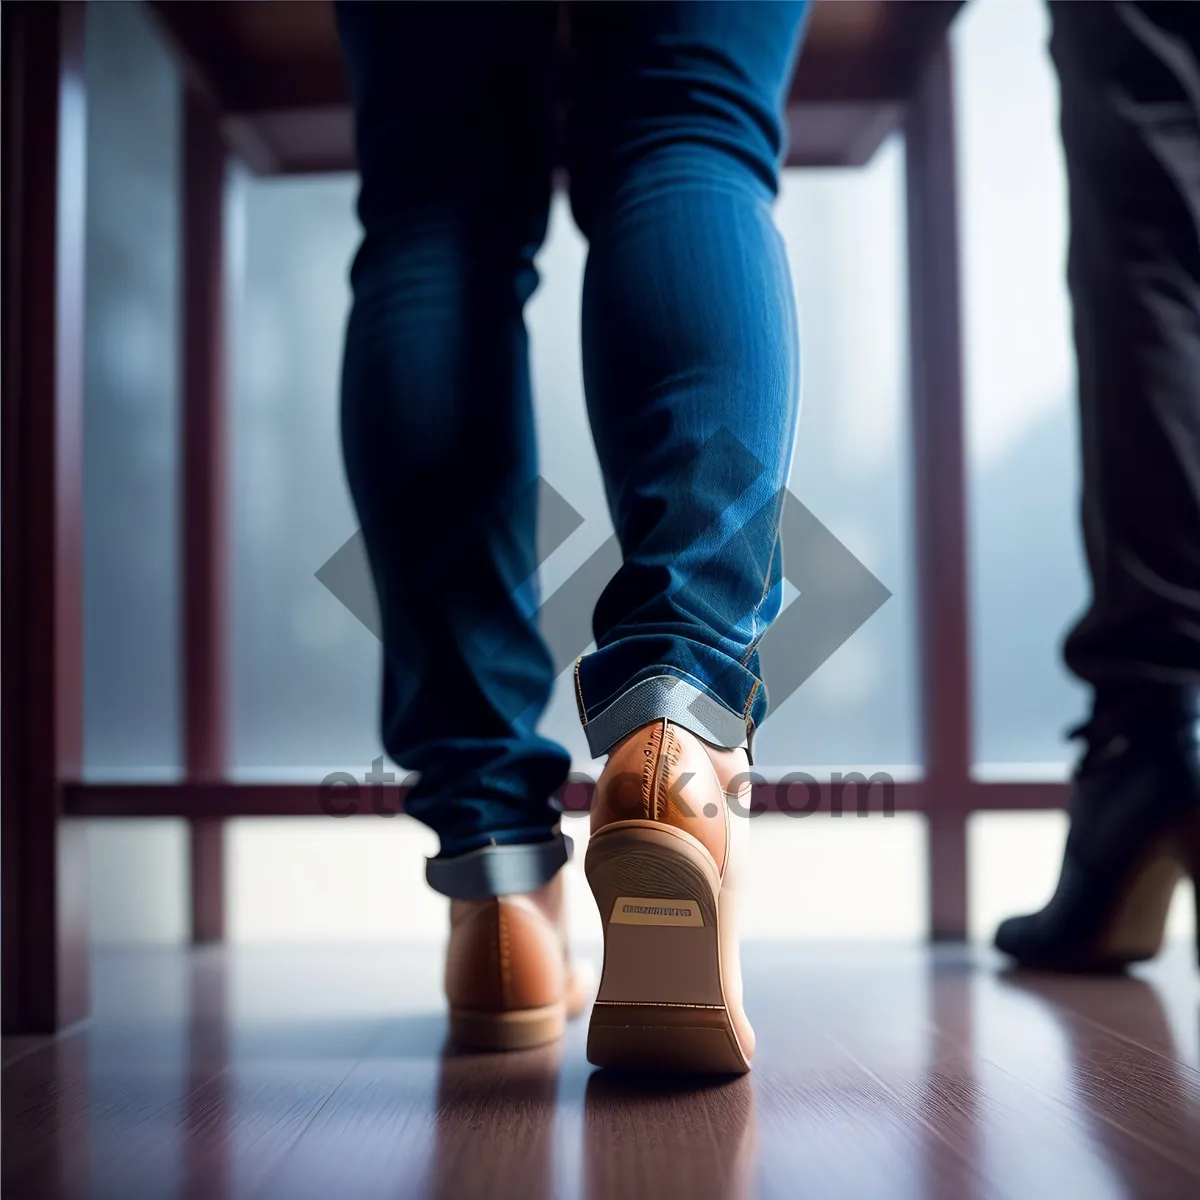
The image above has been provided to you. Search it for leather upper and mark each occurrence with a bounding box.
[444,871,590,1016]
[591,717,735,872]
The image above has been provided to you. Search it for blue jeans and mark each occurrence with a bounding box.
[336,1,808,893]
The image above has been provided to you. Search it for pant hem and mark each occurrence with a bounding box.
[581,673,748,757]
[424,829,572,900]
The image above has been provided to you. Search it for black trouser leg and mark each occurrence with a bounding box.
[1051,2,1200,715]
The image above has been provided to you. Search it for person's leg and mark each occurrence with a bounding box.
[335,2,570,894]
[563,1,809,1072]
[1056,1,1200,709]
[995,2,1200,971]
[565,1,810,759]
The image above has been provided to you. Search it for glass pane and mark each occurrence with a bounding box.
[87,819,188,944]
[757,139,916,771]
[83,0,182,779]
[228,813,926,943]
[228,174,380,778]
[231,148,914,777]
[955,0,1091,772]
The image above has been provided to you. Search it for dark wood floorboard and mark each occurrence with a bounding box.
[917,958,1200,1199]
[2,944,1197,1200]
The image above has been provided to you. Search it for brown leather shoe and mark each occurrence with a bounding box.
[585,717,753,1074]
[445,868,591,1051]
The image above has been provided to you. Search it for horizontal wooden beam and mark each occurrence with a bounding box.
[216,98,912,177]
[62,778,1069,820]
[146,0,964,176]
[147,1,964,115]
[967,781,1072,810]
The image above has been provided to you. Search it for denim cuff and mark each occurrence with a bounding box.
[580,673,750,758]
[425,829,573,900]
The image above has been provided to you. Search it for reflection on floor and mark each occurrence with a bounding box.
[3,943,1198,1199]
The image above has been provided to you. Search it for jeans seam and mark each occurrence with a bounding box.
[573,656,588,725]
[741,489,785,667]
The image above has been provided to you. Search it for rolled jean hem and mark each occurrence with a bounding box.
[425,829,573,900]
[580,673,750,758]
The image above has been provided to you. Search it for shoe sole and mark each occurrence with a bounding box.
[585,821,749,1075]
[449,1002,565,1052]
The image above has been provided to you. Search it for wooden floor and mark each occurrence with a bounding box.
[3,942,1198,1200]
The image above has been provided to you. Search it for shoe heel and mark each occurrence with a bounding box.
[449,1002,565,1052]
[1192,875,1200,971]
[1092,813,1200,967]
[1173,812,1200,970]
[584,821,747,1074]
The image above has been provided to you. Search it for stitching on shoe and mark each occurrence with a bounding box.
[498,903,512,1009]
[658,722,682,823]
[649,719,671,823]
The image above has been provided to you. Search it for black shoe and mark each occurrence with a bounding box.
[993,692,1200,972]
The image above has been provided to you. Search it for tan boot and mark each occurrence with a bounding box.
[445,869,591,1052]
[585,717,754,1073]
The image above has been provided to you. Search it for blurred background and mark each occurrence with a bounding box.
[81,0,1195,948]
